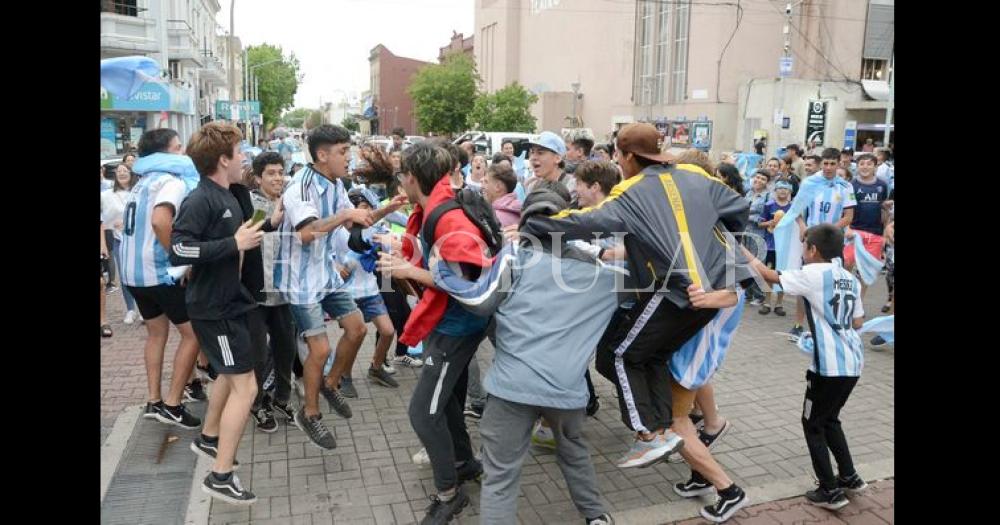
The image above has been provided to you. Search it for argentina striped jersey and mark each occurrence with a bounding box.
[117,172,188,287]
[802,175,856,227]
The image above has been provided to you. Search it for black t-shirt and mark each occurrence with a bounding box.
[169,178,256,320]
[850,177,890,235]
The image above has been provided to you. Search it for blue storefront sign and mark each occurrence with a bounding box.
[103,81,170,111]
[215,100,261,120]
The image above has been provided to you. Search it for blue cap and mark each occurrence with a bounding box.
[526,131,567,156]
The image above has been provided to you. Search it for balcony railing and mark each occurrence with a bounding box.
[101,1,146,17]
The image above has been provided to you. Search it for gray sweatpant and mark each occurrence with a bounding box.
[479,396,608,524]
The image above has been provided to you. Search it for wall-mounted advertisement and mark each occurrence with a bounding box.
[692,122,712,150]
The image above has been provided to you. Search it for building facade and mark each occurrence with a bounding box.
[439,31,475,63]
[101,0,237,157]
[365,45,432,136]
[474,0,893,156]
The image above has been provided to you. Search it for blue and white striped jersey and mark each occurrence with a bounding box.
[779,259,865,377]
[117,172,188,287]
[669,290,745,390]
[802,175,856,227]
[273,165,354,305]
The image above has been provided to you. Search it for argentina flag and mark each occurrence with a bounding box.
[859,315,894,344]
[773,175,852,272]
[850,233,884,286]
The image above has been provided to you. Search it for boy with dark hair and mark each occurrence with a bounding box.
[376,141,492,524]
[745,224,868,510]
[574,160,620,208]
[170,122,265,505]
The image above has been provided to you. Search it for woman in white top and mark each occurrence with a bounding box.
[100,164,140,324]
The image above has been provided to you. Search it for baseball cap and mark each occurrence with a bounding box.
[775,180,793,191]
[615,123,673,163]
[526,131,567,157]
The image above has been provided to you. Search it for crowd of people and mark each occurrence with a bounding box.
[100,120,894,524]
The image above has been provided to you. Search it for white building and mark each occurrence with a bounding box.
[101,0,236,156]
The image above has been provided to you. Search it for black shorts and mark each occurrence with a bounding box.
[100,256,111,280]
[127,285,190,324]
[191,313,255,375]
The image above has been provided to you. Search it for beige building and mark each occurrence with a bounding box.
[474,0,893,155]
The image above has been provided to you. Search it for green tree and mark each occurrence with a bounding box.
[246,44,302,131]
[341,115,360,132]
[280,107,312,128]
[305,110,324,130]
[408,53,479,135]
[468,82,538,133]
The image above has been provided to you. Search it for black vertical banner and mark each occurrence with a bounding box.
[805,100,828,145]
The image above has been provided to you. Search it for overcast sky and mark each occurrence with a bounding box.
[217,0,474,110]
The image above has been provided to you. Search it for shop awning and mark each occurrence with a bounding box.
[861,80,890,101]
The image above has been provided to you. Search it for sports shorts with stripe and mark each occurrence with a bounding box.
[191,313,255,375]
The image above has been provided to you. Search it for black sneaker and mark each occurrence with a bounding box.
[320,384,353,419]
[870,335,889,349]
[189,436,239,470]
[184,379,207,402]
[774,306,787,316]
[585,513,614,525]
[674,472,715,498]
[456,458,483,484]
[805,486,849,510]
[272,401,295,422]
[294,406,337,450]
[700,485,749,523]
[196,362,218,382]
[368,364,400,388]
[339,377,358,398]
[201,472,256,505]
[143,401,164,420]
[837,472,869,492]
[419,487,470,525]
[463,405,484,419]
[586,396,600,417]
[688,412,705,428]
[154,403,201,429]
[698,420,730,450]
[251,405,277,433]
[788,325,804,342]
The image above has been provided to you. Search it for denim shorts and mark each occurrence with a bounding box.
[355,294,388,323]
[289,290,360,338]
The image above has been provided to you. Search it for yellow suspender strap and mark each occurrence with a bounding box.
[660,174,703,289]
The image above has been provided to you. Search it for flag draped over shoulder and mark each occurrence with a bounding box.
[773,175,852,272]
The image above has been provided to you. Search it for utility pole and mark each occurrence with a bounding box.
[883,52,893,145]
[228,0,235,106]
[571,81,581,128]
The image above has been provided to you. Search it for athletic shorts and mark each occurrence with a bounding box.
[191,313,255,375]
[127,284,190,325]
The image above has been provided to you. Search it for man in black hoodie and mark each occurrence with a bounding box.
[170,122,265,506]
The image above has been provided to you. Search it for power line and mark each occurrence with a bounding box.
[716,0,743,103]
[764,1,860,85]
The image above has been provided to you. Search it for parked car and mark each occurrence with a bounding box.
[453,131,539,159]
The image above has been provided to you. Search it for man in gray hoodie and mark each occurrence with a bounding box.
[430,188,616,525]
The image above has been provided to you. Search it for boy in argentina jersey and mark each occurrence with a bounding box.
[790,148,856,341]
[745,223,868,512]
[118,128,203,430]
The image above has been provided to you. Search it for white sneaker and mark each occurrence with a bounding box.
[531,421,557,449]
[412,447,430,465]
[123,310,139,325]
[382,362,397,375]
[395,355,424,368]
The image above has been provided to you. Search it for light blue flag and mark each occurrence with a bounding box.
[132,152,201,193]
[100,56,162,99]
[850,233,883,286]
[773,175,851,272]
[512,150,529,182]
[859,315,894,344]
[462,164,471,180]
[734,153,763,193]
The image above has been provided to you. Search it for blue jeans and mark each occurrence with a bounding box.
[111,237,137,312]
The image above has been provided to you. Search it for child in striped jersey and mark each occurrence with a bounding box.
[745,223,868,511]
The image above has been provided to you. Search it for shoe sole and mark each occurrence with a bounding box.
[292,412,337,450]
[624,437,684,469]
[368,374,399,388]
[200,484,256,506]
[463,412,483,419]
[841,481,869,493]
[674,485,715,498]
[808,498,849,511]
[255,422,278,434]
[184,393,207,403]
[153,413,201,430]
[189,442,239,470]
[700,495,750,522]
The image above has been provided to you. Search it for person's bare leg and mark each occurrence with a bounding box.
[371,315,394,369]
[303,335,331,418]
[213,371,257,473]
[202,374,232,438]
[100,278,108,326]
[164,321,200,407]
[326,312,367,389]
[776,292,785,308]
[795,296,805,326]
[672,416,734,489]
[143,315,170,402]
[696,384,726,435]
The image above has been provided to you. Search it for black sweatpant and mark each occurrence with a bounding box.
[408,330,484,492]
[246,305,297,409]
[376,273,412,357]
[802,370,859,490]
[595,293,717,433]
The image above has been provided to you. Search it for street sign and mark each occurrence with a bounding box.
[779,56,793,78]
[843,120,858,150]
[805,100,828,145]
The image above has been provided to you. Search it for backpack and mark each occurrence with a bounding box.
[421,187,504,258]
